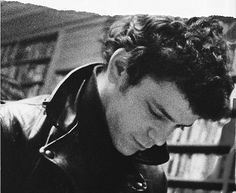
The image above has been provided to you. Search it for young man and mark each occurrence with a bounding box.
[1,15,234,193]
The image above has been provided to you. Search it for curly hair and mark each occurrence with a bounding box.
[101,15,234,121]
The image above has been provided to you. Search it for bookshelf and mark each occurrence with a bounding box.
[1,33,58,100]
[164,114,235,193]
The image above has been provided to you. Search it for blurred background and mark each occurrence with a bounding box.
[1,1,235,193]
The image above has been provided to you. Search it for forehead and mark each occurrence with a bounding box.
[130,76,198,125]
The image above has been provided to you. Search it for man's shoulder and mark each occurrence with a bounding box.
[0,95,49,140]
[0,63,103,141]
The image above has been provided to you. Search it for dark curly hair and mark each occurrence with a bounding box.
[101,15,234,121]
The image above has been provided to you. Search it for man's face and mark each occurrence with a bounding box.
[105,76,198,156]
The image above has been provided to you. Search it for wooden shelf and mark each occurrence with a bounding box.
[15,57,51,65]
[20,81,44,87]
[1,62,13,67]
[167,178,223,190]
[168,178,236,191]
[19,32,58,44]
[2,57,51,67]
[167,145,231,154]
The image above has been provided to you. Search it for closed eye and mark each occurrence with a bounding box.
[176,124,192,131]
[147,102,164,120]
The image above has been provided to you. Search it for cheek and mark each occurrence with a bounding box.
[107,93,150,136]
[108,102,145,138]
[106,101,129,138]
[122,104,148,134]
[125,98,149,129]
[106,107,137,155]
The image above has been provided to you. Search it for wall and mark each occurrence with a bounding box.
[1,1,109,94]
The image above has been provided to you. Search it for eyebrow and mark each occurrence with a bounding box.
[156,103,193,127]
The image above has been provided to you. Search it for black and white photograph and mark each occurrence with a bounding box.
[1,0,236,192]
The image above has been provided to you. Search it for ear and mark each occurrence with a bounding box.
[107,48,129,84]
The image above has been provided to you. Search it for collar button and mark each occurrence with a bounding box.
[133,181,147,191]
[45,150,55,159]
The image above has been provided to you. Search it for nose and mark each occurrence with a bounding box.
[147,129,166,146]
[147,126,175,146]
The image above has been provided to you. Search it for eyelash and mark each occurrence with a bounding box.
[147,103,164,120]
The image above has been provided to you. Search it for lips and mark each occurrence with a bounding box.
[133,137,153,150]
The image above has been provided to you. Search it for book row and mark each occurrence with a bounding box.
[1,63,47,83]
[1,79,41,100]
[163,153,224,180]
[167,119,226,145]
[167,188,224,193]
[1,40,56,64]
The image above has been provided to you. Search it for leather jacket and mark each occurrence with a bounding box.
[1,63,169,193]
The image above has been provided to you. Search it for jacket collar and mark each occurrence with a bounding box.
[45,63,98,125]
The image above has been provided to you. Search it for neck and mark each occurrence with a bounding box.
[96,70,113,111]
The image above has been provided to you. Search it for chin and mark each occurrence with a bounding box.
[112,137,137,156]
[121,150,135,156]
[116,145,137,156]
